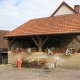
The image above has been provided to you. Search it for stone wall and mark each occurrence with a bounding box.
[60,35,80,50]
[8,51,80,69]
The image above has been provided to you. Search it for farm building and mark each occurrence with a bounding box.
[4,1,80,68]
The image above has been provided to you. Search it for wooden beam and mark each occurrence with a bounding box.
[32,37,49,52]
[8,38,15,51]
[38,37,42,52]
[42,37,49,46]
[75,36,80,43]
[31,37,39,47]
[49,38,60,41]
[8,40,11,51]
[37,37,41,39]
[10,38,15,47]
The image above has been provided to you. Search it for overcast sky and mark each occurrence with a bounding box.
[0,0,80,31]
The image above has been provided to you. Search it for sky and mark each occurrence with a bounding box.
[0,0,80,31]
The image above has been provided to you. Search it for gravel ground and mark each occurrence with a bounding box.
[0,65,80,80]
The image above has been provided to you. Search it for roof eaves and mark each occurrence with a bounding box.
[4,32,80,38]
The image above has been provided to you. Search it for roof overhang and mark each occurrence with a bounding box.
[4,32,80,38]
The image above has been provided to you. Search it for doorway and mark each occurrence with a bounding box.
[0,53,8,65]
[0,55,2,64]
[2,53,8,64]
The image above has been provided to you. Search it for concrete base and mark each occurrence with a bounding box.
[8,51,80,69]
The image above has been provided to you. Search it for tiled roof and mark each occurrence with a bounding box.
[50,1,78,17]
[0,30,10,49]
[5,14,80,37]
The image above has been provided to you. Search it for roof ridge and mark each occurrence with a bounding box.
[0,30,10,31]
[50,1,78,17]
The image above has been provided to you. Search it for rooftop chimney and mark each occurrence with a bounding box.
[74,5,80,13]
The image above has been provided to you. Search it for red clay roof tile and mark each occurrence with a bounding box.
[5,14,80,37]
[0,30,10,48]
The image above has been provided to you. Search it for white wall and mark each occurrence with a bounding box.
[54,5,75,16]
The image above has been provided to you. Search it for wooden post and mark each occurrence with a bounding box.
[42,37,49,46]
[8,40,11,51]
[38,37,42,52]
[8,38,15,51]
[32,37,49,52]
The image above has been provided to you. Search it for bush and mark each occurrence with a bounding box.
[22,59,47,68]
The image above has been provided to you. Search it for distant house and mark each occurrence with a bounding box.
[0,30,10,64]
[4,1,80,64]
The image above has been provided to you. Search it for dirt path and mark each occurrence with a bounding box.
[0,65,80,80]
